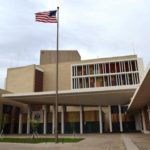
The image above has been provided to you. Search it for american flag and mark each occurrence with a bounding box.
[35,10,57,23]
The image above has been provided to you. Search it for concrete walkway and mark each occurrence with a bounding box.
[0,133,149,150]
[122,135,139,150]
[126,133,150,150]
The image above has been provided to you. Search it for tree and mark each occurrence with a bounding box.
[30,119,40,139]
[71,122,76,137]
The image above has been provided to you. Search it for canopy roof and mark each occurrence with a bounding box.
[0,89,25,108]
[128,65,150,112]
[2,87,136,106]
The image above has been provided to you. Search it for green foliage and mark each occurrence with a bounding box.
[30,118,40,139]
[70,122,75,133]
[30,119,40,132]
[0,113,6,134]
[0,138,84,143]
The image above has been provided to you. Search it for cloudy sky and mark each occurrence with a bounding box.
[0,0,150,88]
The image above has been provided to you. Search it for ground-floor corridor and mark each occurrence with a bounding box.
[1,104,137,135]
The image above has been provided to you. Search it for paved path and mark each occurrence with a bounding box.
[0,133,149,150]
[127,133,150,150]
[122,135,139,150]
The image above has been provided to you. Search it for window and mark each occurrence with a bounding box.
[116,62,120,72]
[110,63,116,73]
[86,78,89,88]
[72,59,139,89]
[79,78,83,88]
[106,63,109,73]
[122,74,126,85]
[99,64,103,74]
[128,74,133,85]
[90,77,95,87]
[104,76,109,87]
[90,65,94,75]
[125,61,129,72]
[83,65,86,75]
[77,66,82,76]
[111,75,117,86]
[131,61,136,71]
[96,77,104,87]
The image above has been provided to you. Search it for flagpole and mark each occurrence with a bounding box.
[55,6,59,143]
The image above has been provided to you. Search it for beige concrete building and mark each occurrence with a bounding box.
[0,50,149,135]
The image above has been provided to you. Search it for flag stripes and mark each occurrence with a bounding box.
[35,11,57,23]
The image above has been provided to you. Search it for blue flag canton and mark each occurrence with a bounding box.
[49,11,57,17]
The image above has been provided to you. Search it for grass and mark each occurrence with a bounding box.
[0,137,84,143]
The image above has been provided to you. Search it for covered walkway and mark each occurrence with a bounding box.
[1,87,136,135]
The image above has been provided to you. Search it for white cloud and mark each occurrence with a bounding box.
[0,0,150,88]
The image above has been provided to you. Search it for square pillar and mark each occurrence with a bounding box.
[27,105,31,134]
[18,113,22,134]
[80,106,83,134]
[43,105,47,135]
[61,106,65,134]
[135,113,142,131]
[118,105,123,132]
[52,105,55,134]
[108,105,112,132]
[141,109,146,133]
[98,106,103,133]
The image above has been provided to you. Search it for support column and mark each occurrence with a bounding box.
[98,106,103,133]
[27,105,31,134]
[43,105,47,135]
[61,106,64,134]
[80,106,83,134]
[18,113,22,134]
[52,105,55,134]
[135,113,142,131]
[141,109,146,133]
[108,105,112,132]
[118,105,123,132]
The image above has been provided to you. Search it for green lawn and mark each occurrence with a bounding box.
[0,137,83,143]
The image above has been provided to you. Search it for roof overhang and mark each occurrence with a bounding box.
[128,65,150,112]
[0,89,26,108]
[2,86,137,106]
[0,89,10,95]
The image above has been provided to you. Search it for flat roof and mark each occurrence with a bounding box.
[2,86,137,106]
[128,63,150,112]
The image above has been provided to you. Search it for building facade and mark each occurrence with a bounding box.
[0,50,148,135]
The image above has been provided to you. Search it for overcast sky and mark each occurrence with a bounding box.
[0,0,150,88]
